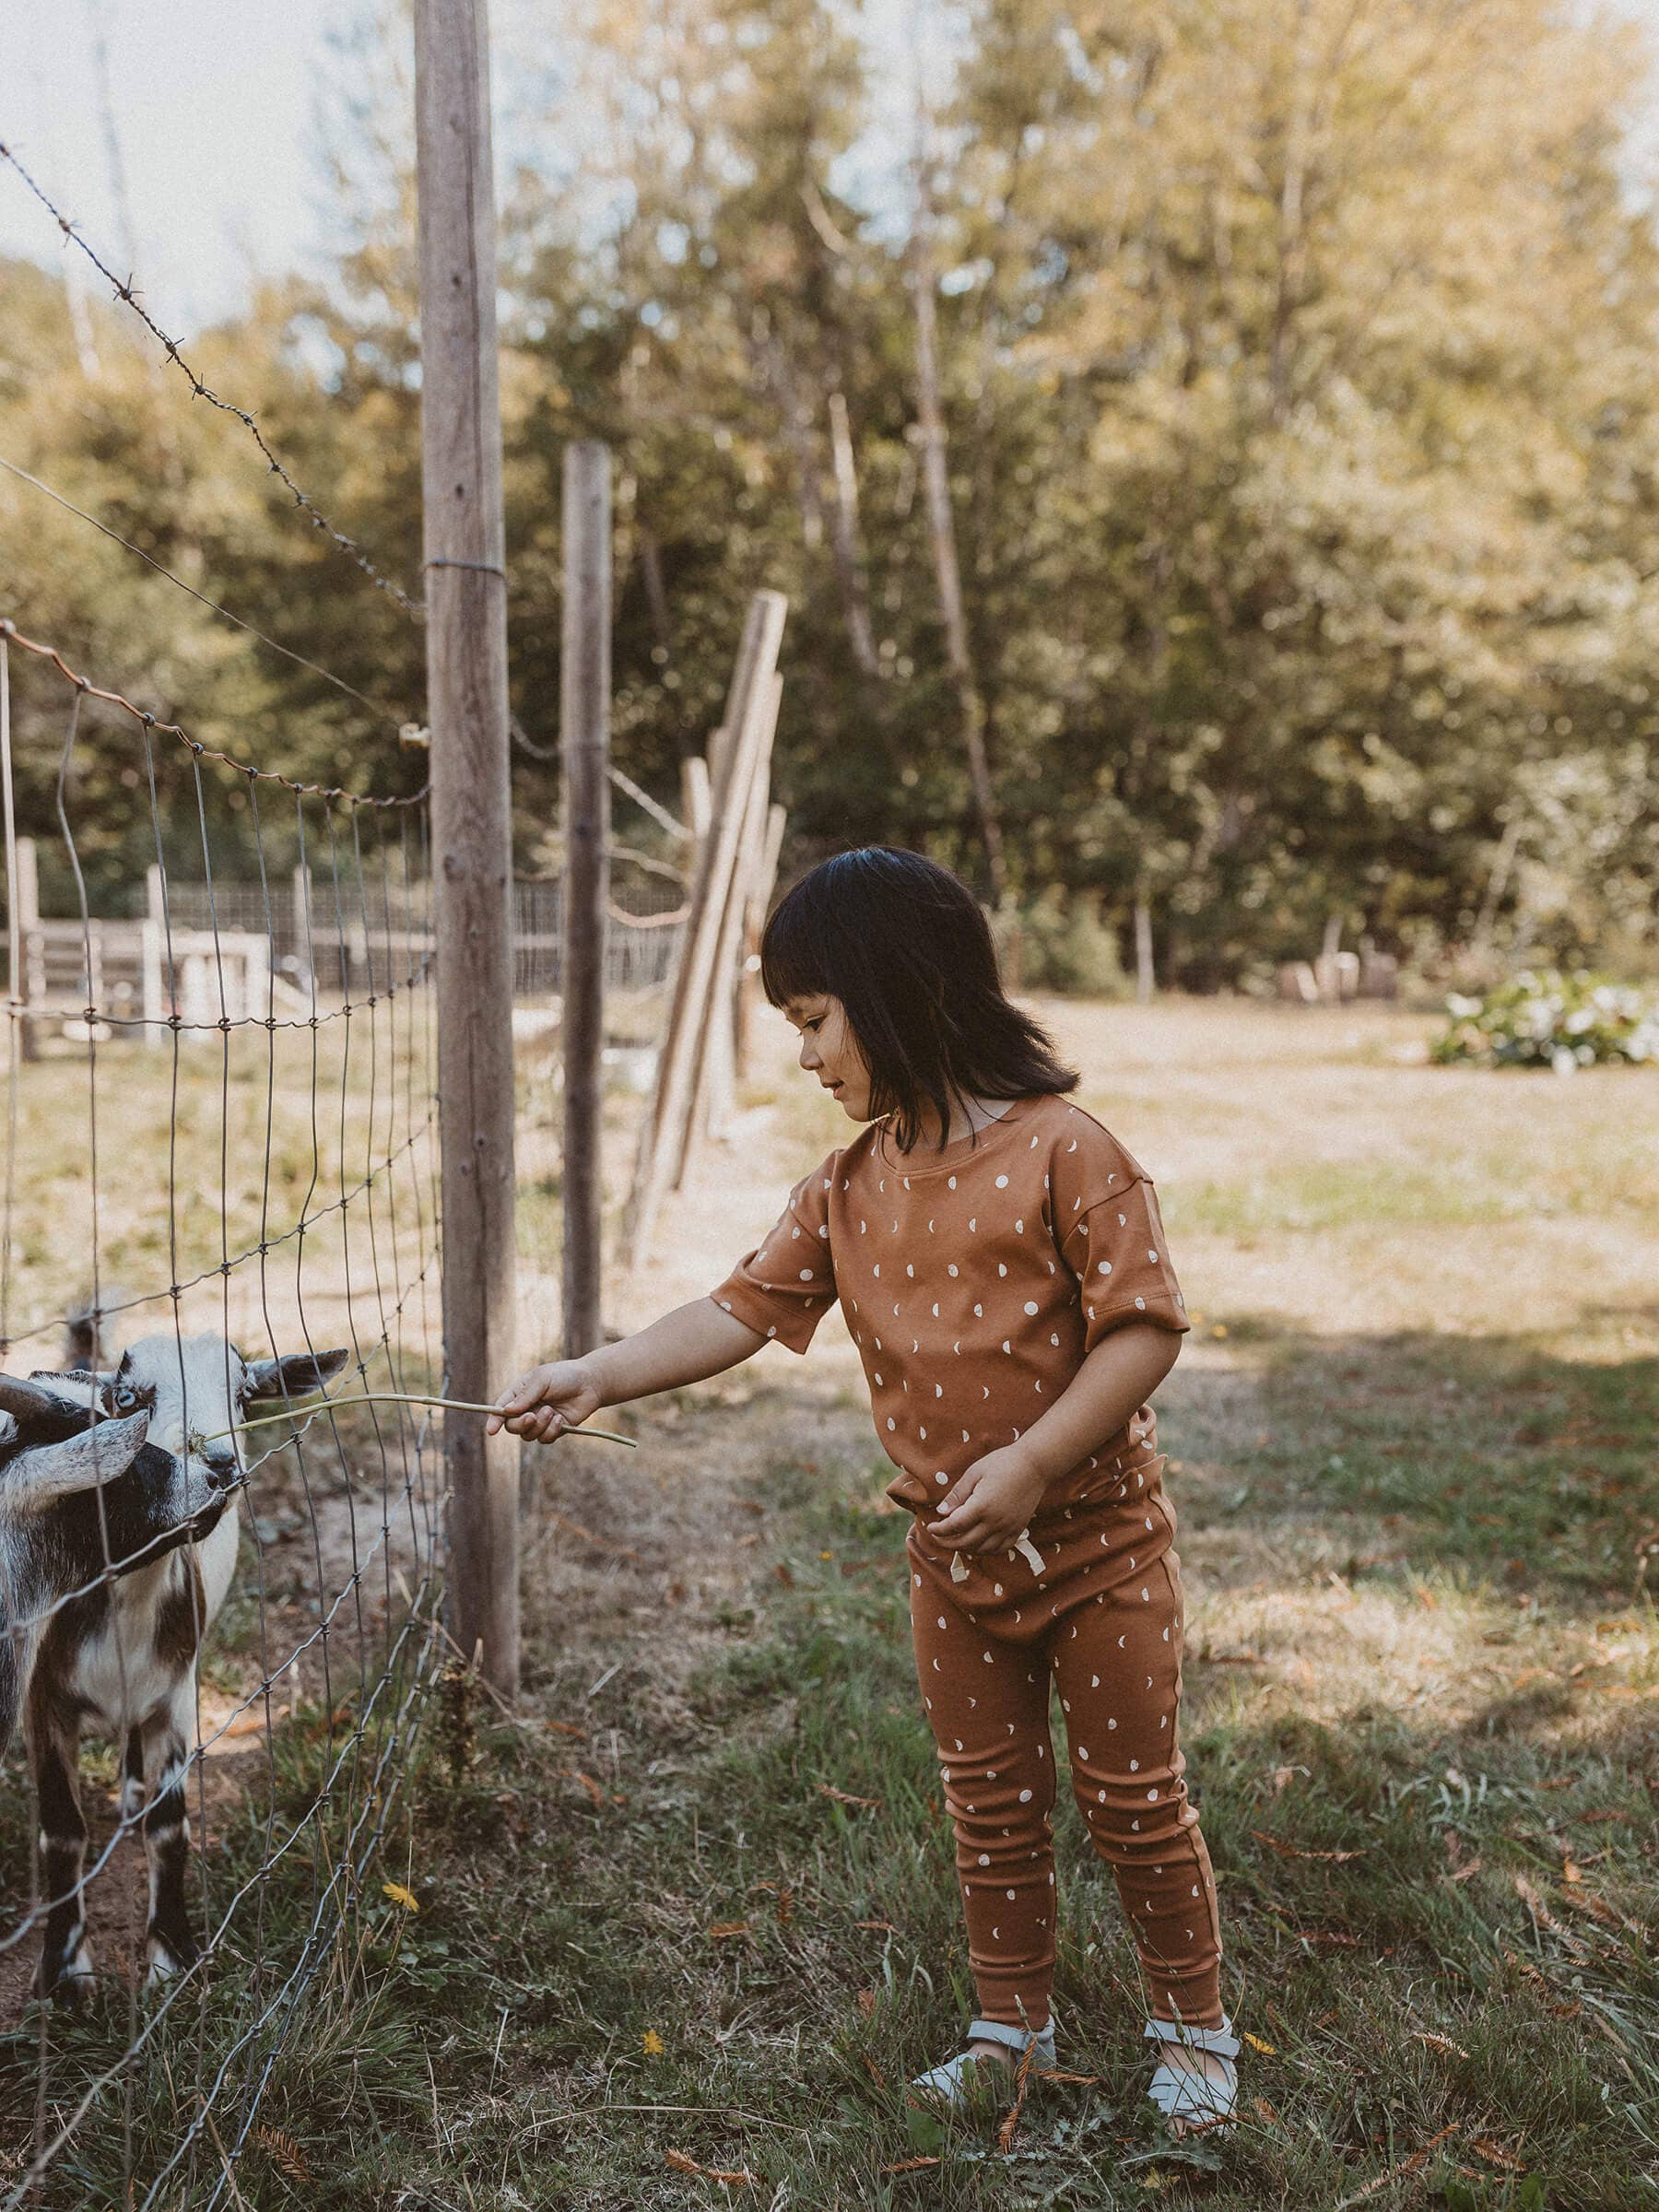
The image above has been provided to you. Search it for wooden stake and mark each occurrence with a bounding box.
[415,0,520,1697]
[682,665,782,1167]
[560,441,611,1359]
[625,592,787,1267]
[735,798,787,1078]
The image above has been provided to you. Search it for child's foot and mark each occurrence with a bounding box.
[1155,2045,1235,2136]
[912,2016,1055,2107]
[1144,2014,1241,2136]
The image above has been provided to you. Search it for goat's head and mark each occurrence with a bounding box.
[53,1335,351,1494]
[0,1374,225,1571]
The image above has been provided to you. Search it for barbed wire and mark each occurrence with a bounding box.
[0,618,428,805]
[0,140,428,621]
[0,453,418,729]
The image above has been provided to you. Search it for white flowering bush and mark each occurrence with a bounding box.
[1432,970,1659,1072]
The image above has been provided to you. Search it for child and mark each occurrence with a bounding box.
[489,847,1239,2133]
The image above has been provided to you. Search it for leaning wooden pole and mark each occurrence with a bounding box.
[415,0,519,1697]
[560,441,611,1359]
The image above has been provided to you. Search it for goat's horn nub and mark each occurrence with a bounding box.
[0,1372,68,1423]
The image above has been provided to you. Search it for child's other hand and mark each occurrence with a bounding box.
[488,1359,602,1441]
[926,1444,1049,1553]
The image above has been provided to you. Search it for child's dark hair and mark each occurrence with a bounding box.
[760,847,1077,1152]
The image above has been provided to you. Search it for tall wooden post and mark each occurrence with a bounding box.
[560,441,610,1359]
[415,0,519,1696]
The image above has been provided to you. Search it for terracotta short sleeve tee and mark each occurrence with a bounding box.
[708,1094,1190,1512]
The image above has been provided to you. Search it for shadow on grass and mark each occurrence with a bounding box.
[1163,1313,1659,1609]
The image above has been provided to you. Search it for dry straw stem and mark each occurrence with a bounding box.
[204,1392,637,1449]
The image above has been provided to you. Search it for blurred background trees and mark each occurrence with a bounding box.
[3,0,1657,987]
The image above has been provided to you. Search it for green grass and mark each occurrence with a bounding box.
[9,1340,1651,2208]
[4,1003,1657,2206]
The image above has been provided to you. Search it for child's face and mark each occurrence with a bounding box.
[782,993,872,1122]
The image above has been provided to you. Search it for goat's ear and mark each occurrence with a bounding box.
[19,1371,109,1415]
[6,1411,152,1508]
[242,1349,351,1405]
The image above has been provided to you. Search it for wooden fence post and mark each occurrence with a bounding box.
[416,0,520,1696]
[695,669,782,1147]
[560,440,610,1359]
[6,835,41,1065]
[624,592,787,1269]
[735,797,787,1078]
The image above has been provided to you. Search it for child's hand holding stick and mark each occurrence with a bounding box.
[489,1300,769,1443]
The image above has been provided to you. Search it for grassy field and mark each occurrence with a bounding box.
[3,996,1655,2207]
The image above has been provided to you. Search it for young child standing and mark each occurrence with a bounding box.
[489,848,1239,2133]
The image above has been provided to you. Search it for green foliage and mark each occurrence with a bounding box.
[6,0,1659,982]
[996,888,1131,997]
[1431,971,1659,1072]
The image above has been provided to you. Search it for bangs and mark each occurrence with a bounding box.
[759,883,834,1008]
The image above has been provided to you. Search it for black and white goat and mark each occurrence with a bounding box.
[1,1334,347,1997]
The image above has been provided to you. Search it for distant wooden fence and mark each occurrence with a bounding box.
[1,837,686,1051]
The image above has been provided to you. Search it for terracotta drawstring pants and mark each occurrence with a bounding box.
[907,1453,1224,2030]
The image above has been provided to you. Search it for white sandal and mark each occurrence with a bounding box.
[911,2014,1057,2106]
[1144,2013,1241,2131]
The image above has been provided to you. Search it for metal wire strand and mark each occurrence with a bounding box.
[0,141,426,620]
[0,631,447,2209]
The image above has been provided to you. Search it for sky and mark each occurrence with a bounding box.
[2,0,1657,338]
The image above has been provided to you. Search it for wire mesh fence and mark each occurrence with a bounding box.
[0,626,447,2206]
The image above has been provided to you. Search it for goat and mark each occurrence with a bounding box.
[3,1332,348,1998]
[0,1379,219,1995]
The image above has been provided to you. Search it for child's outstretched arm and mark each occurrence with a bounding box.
[488,1300,767,1444]
[926,1323,1182,1553]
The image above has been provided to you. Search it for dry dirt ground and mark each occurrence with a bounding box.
[521,993,1658,1750]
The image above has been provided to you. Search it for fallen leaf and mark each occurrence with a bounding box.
[1512,1873,1588,1956]
[1560,1857,1583,1885]
[1270,1766,1307,1795]
[856,1989,877,2019]
[735,1532,759,1548]
[544,1719,585,1738]
[863,2053,888,2090]
[881,2156,941,2174]
[736,1498,766,1515]
[1333,2125,1457,2209]
[1563,1888,1636,1933]
[665,2149,758,2185]
[1413,2030,1470,2060]
[642,2029,664,2056]
[381,1881,418,1912]
[1469,2138,1526,2173]
[996,2040,1041,2152]
[1445,1857,1482,1885]
[856,1918,897,1933]
[1504,1948,1583,2018]
[562,1770,606,1808]
[253,2126,314,2184]
[1241,2030,1277,2055]
[773,1561,795,1589]
[1573,1808,1630,1825]
[1538,1773,1580,1791]
[1250,1828,1368,1863]
[1252,2095,1280,2124]
[819,1783,881,1810]
[707,1920,750,1940]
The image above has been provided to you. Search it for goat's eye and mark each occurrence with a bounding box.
[112,1383,137,1413]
